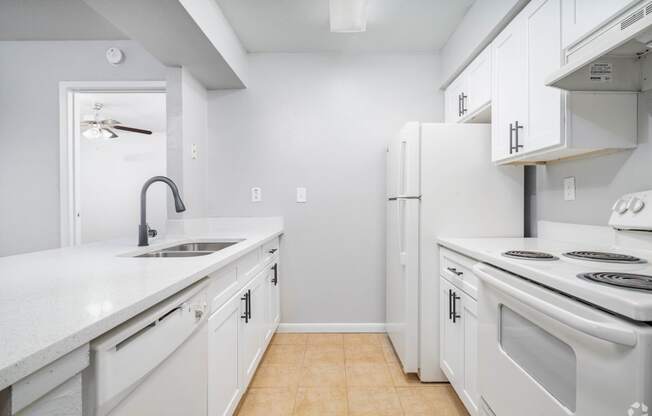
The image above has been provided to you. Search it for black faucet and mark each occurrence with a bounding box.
[138,176,186,246]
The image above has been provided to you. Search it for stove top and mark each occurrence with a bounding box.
[563,251,646,264]
[578,272,652,291]
[502,250,559,261]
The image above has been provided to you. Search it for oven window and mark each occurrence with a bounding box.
[500,305,577,411]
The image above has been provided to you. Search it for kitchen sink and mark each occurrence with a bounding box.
[135,251,214,258]
[161,242,239,252]
[133,240,242,258]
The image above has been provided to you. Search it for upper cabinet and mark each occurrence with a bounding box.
[491,0,638,164]
[444,46,492,124]
[561,0,639,49]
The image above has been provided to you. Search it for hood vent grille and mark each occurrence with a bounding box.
[621,8,644,31]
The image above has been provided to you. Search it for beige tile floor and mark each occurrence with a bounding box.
[235,332,469,416]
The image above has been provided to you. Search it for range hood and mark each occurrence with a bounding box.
[547,1,652,92]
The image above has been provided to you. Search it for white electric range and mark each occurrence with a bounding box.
[439,190,652,416]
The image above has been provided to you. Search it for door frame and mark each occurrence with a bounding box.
[58,81,166,247]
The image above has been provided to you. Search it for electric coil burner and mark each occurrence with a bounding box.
[563,251,646,264]
[578,272,652,291]
[502,250,559,261]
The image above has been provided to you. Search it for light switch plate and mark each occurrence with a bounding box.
[191,143,198,160]
[564,177,576,201]
[296,187,307,203]
[251,187,262,202]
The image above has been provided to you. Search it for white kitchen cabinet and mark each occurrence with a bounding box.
[491,14,527,162]
[208,294,243,416]
[445,46,492,124]
[561,0,638,49]
[460,291,479,416]
[439,277,462,386]
[265,261,280,344]
[491,0,637,164]
[445,75,466,123]
[465,47,492,119]
[239,270,266,388]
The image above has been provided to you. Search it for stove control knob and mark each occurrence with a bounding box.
[628,197,645,213]
[612,198,629,214]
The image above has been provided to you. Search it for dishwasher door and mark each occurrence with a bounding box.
[84,280,208,416]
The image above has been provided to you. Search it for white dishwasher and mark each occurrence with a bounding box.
[83,280,208,416]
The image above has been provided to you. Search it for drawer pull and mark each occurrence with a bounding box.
[447,267,463,276]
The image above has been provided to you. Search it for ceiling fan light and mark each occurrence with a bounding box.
[329,0,368,33]
[83,127,101,139]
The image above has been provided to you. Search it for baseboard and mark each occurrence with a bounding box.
[277,323,386,333]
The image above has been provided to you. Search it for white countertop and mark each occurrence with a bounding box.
[438,236,652,322]
[0,217,283,390]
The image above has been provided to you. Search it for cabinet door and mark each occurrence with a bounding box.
[524,0,564,154]
[561,0,637,49]
[208,295,243,416]
[466,47,491,115]
[439,277,462,385]
[239,272,266,388]
[445,76,466,123]
[268,262,280,334]
[460,293,479,416]
[491,15,527,162]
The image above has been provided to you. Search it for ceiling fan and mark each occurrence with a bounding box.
[81,103,153,139]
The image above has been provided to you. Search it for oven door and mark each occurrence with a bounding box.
[474,263,652,416]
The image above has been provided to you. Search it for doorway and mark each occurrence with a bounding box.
[59,82,167,246]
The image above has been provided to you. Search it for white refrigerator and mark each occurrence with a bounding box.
[386,122,523,381]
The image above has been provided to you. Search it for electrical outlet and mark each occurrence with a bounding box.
[251,187,262,202]
[564,177,576,201]
[191,143,198,160]
[296,187,307,203]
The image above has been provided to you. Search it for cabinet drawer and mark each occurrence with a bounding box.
[440,247,479,299]
[237,248,262,282]
[261,238,280,265]
[208,265,238,314]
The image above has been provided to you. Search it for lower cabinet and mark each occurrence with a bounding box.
[440,276,479,415]
[207,255,281,416]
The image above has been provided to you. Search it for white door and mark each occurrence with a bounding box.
[439,277,462,386]
[460,292,479,416]
[561,0,638,49]
[524,0,564,154]
[239,272,266,388]
[466,47,492,115]
[208,295,243,416]
[492,15,527,162]
[265,262,280,343]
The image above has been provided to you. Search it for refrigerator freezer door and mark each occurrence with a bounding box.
[386,198,420,373]
[387,122,420,198]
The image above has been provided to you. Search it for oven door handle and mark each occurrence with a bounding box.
[473,264,638,348]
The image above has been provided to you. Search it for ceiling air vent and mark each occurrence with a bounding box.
[646,2,652,15]
[622,8,644,30]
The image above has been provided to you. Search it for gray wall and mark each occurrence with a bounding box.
[533,91,652,229]
[205,53,442,324]
[0,40,165,256]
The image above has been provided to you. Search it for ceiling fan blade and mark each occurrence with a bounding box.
[101,119,121,126]
[102,128,119,139]
[113,125,153,135]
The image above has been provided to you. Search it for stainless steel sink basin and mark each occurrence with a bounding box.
[135,251,214,258]
[161,242,239,252]
[133,240,242,258]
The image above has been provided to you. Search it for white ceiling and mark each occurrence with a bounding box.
[0,0,126,41]
[215,0,476,52]
[77,92,166,135]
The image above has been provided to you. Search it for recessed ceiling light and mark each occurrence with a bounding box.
[329,0,369,33]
